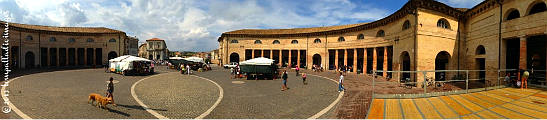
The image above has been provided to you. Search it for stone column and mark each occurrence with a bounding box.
[278,50,281,66]
[56,48,60,67]
[260,50,264,57]
[65,49,69,66]
[364,48,367,74]
[92,48,96,66]
[344,49,348,70]
[288,50,292,67]
[353,48,357,73]
[372,48,377,73]
[519,37,527,70]
[252,49,255,59]
[334,50,338,71]
[297,50,301,68]
[383,47,388,77]
[75,48,78,66]
[270,50,273,59]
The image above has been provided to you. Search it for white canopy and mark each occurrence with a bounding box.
[183,57,205,63]
[240,57,274,66]
[169,57,184,60]
[109,55,131,62]
[124,56,152,62]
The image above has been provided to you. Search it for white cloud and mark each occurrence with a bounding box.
[438,0,484,8]
[1,0,391,52]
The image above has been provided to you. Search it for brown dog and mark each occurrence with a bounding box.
[88,93,112,109]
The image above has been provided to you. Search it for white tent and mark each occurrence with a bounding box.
[240,57,274,66]
[169,57,184,60]
[183,57,205,63]
[109,55,131,62]
[108,55,151,73]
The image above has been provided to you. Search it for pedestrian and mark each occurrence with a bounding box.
[180,64,185,74]
[282,70,289,91]
[295,67,300,76]
[106,77,116,106]
[302,73,307,85]
[504,73,511,87]
[186,64,191,75]
[522,69,529,89]
[338,72,346,92]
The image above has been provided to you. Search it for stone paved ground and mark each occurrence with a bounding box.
[2,67,174,119]
[194,68,339,119]
[134,72,219,118]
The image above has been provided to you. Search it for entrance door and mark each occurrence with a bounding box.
[229,53,240,63]
[435,51,450,81]
[25,52,35,68]
[477,58,486,82]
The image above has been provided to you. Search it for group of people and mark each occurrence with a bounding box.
[230,64,241,79]
[180,63,192,75]
[334,65,353,75]
[312,64,324,72]
[504,69,530,89]
[279,69,345,92]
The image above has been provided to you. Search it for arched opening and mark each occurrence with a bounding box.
[229,53,240,63]
[254,40,262,44]
[25,52,35,68]
[437,18,451,29]
[357,34,364,39]
[400,51,411,81]
[230,40,238,43]
[506,9,520,20]
[435,51,450,81]
[476,45,486,55]
[313,38,321,43]
[312,54,321,66]
[273,40,280,44]
[402,20,411,30]
[528,1,547,15]
[338,37,345,42]
[291,40,298,44]
[108,51,117,60]
[376,30,385,37]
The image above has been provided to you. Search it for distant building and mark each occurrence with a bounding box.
[138,43,147,58]
[126,36,139,56]
[211,49,220,64]
[145,38,168,60]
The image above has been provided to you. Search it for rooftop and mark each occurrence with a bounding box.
[1,21,124,34]
[147,38,164,41]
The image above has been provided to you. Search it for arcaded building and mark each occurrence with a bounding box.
[0,21,129,69]
[218,0,547,84]
[144,38,168,61]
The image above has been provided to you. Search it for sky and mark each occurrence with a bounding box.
[0,0,482,52]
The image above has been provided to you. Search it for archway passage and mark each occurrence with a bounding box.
[229,53,240,63]
[25,52,35,68]
[435,51,450,81]
[108,51,117,60]
[312,54,321,66]
[401,51,411,80]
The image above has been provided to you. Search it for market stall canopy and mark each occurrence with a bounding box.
[124,56,152,62]
[183,57,205,63]
[240,57,274,66]
[109,55,131,62]
[169,57,184,60]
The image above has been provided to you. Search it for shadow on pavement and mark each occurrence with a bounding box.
[106,108,130,117]
[117,104,167,111]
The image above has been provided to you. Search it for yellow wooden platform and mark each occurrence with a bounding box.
[367,88,547,119]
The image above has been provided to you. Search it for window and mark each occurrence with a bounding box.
[68,38,76,43]
[291,40,298,44]
[109,38,116,42]
[254,40,262,44]
[506,9,520,20]
[338,37,345,42]
[376,30,385,37]
[49,37,56,42]
[529,2,547,15]
[402,20,411,30]
[313,38,321,43]
[357,34,364,40]
[25,35,33,41]
[87,38,94,42]
[230,39,238,43]
[273,40,280,44]
[437,18,451,29]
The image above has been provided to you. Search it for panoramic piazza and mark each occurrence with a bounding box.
[0,0,547,119]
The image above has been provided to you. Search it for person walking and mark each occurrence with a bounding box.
[186,64,191,75]
[522,69,529,89]
[106,77,116,106]
[302,73,307,85]
[282,70,289,91]
[338,72,346,92]
[295,67,300,76]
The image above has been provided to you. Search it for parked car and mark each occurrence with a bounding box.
[224,62,238,68]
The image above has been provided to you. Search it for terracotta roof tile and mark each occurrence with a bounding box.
[147,38,164,41]
[1,21,124,34]
[223,22,368,35]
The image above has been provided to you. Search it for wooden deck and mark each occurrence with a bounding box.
[367,88,547,119]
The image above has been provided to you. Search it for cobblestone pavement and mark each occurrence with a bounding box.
[134,72,219,118]
[194,68,339,119]
[3,67,174,119]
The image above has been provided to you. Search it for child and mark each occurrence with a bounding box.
[302,73,307,85]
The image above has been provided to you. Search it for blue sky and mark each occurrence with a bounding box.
[0,0,482,52]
